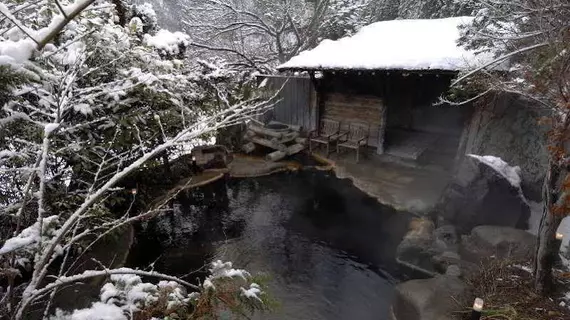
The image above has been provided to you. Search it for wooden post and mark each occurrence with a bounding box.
[309,71,320,133]
[377,103,387,155]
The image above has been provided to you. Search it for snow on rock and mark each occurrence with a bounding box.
[0,215,59,255]
[468,154,522,188]
[278,17,496,71]
[144,29,190,56]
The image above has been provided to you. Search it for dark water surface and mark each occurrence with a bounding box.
[128,171,412,320]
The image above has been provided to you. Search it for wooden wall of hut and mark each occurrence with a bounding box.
[258,75,317,133]
[321,93,384,147]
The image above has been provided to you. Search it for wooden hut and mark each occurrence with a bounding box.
[271,17,497,164]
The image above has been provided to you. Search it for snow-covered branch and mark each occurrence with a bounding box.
[182,0,331,66]
[0,0,97,65]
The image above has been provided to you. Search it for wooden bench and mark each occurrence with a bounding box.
[337,122,370,162]
[309,119,341,155]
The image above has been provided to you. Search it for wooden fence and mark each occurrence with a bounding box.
[259,75,317,133]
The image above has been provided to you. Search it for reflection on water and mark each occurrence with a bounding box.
[129,171,412,320]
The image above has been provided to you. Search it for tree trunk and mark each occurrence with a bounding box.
[161,152,171,176]
[534,163,565,294]
[157,136,171,177]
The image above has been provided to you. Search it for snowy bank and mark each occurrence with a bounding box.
[278,17,496,71]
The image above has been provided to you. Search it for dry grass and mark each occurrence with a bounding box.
[459,258,570,320]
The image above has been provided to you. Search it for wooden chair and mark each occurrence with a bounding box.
[309,119,340,155]
[337,123,370,162]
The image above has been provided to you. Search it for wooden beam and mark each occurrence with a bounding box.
[249,123,284,139]
[377,103,388,155]
[249,136,287,152]
[266,150,287,162]
[286,144,305,155]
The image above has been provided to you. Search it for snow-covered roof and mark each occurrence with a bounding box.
[278,17,494,72]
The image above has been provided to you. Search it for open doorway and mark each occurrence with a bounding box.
[381,74,473,167]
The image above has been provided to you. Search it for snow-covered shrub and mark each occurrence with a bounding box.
[130,2,159,34]
[49,261,270,320]
[0,216,61,268]
[144,29,190,59]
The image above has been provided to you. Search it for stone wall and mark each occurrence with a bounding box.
[459,92,550,200]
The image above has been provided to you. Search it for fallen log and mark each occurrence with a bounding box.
[242,142,256,154]
[266,150,287,162]
[279,132,300,144]
[243,130,255,141]
[286,143,305,155]
[249,123,283,139]
[295,137,307,145]
[289,124,302,132]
